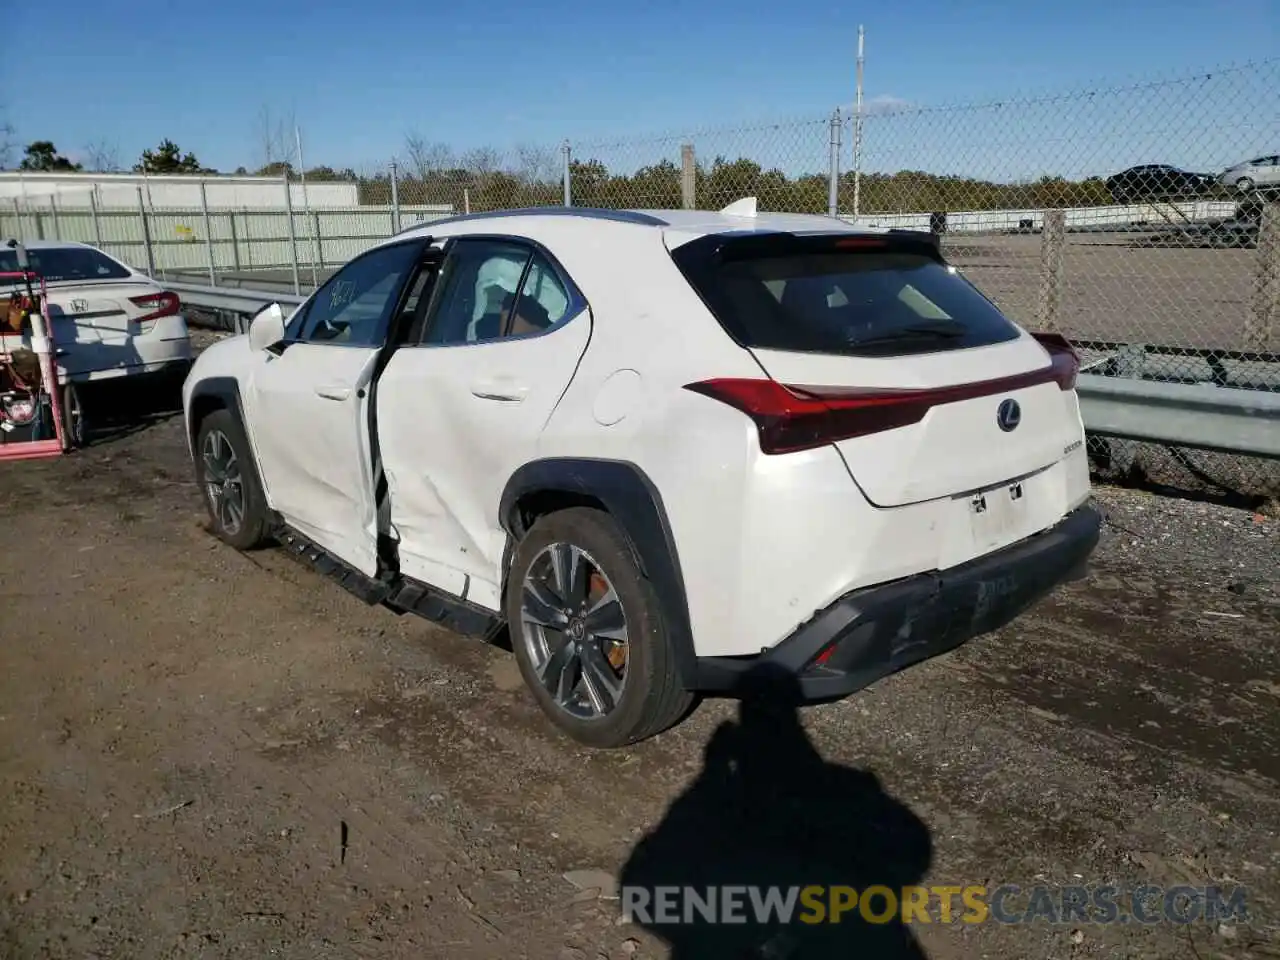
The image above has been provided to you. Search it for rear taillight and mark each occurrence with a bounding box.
[685,352,1076,456]
[129,290,180,323]
[1030,332,1080,390]
[684,379,932,455]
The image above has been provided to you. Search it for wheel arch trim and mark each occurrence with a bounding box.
[499,458,698,687]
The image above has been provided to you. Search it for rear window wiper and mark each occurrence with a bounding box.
[845,319,968,347]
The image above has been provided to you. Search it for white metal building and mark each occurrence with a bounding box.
[0,171,359,209]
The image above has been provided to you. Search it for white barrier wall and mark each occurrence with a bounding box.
[0,172,359,210]
[844,200,1241,233]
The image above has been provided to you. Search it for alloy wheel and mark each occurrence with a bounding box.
[519,542,630,720]
[201,429,245,536]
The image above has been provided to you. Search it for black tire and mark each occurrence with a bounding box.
[505,507,694,748]
[194,408,271,550]
[61,381,86,449]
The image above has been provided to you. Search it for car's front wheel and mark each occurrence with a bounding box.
[1236,177,1254,195]
[506,507,694,748]
[195,408,271,550]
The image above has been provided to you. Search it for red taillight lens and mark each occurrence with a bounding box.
[684,378,934,455]
[129,290,181,323]
[1030,331,1080,390]
[686,348,1076,455]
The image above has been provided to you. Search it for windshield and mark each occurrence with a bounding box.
[0,247,132,287]
[672,235,1022,356]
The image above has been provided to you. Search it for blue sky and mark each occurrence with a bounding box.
[3,0,1277,178]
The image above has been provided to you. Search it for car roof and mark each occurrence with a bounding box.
[1,239,97,252]
[393,199,888,250]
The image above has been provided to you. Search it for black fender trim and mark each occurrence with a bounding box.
[186,375,245,451]
[499,458,697,688]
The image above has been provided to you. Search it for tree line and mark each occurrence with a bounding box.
[9,137,1118,215]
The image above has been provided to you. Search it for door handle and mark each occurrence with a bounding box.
[314,383,352,401]
[471,379,528,402]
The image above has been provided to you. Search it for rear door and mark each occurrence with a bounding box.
[376,236,591,610]
[669,231,1083,508]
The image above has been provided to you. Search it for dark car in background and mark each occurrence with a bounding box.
[1105,165,1216,203]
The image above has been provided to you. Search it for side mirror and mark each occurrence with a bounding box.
[248,302,286,352]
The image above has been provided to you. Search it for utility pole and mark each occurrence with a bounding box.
[852,24,865,222]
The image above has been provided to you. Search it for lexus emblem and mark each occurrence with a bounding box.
[996,398,1021,432]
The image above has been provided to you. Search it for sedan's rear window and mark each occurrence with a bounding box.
[671,234,1022,356]
[0,247,132,287]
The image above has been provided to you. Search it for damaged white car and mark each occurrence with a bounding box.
[183,203,1101,747]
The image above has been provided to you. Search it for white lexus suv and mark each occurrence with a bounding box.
[182,201,1100,748]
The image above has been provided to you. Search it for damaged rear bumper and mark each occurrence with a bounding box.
[694,502,1102,701]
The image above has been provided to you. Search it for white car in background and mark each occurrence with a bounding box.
[1219,155,1280,195]
[183,202,1101,748]
[0,239,193,441]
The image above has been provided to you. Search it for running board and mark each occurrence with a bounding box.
[273,523,500,639]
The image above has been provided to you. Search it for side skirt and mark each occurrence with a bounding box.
[272,521,502,640]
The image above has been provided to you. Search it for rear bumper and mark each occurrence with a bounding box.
[693,501,1102,701]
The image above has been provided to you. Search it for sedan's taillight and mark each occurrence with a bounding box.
[129,290,181,323]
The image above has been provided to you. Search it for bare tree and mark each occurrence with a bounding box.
[83,139,121,172]
[461,147,501,176]
[404,131,456,179]
[516,144,557,185]
[255,105,298,170]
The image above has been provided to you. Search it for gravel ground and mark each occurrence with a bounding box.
[0,363,1277,959]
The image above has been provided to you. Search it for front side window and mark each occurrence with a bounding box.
[297,241,422,347]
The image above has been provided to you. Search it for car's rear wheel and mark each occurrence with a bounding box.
[506,507,694,748]
[61,382,85,449]
[195,408,270,550]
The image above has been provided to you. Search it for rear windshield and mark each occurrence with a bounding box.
[671,235,1021,356]
[0,247,131,287]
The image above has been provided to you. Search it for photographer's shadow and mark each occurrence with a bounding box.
[619,664,933,958]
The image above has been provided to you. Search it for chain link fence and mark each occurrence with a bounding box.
[2,58,1277,496]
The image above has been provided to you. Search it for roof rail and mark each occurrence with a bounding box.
[396,205,669,235]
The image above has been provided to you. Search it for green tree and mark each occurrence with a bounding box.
[134,139,206,174]
[19,141,82,171]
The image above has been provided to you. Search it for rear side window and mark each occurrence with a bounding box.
[671,234,1021,356]
[0,246,131,287]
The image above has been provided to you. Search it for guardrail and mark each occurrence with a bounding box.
[1076,374,1280,460]
[167,279,1280,462]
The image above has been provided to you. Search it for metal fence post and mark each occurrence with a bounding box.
[390,159,401,234]
[12,198,22,238]
[199,179,217,286]
[50,195,61,240]
[229,213,241,272]
[136,186,157,277]
[313,210,323,272]
[282,173,300,294]
[1036,209,1067,331]
[828,108,842,218]
[681,144,696,210]
[562,140,572,207]
[90,187,103,249]
[1246,201,1280,352]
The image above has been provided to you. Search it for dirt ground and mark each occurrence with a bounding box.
[1,368,1278,959]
